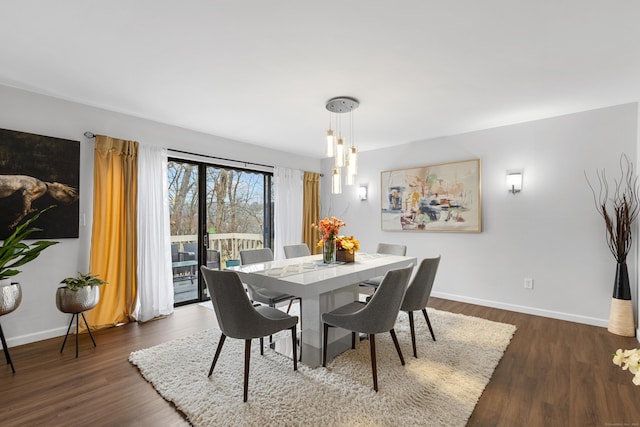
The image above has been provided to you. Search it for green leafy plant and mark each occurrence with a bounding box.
[0,206,59,281]
[60,272,107,291]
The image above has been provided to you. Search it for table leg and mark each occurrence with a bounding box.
[300,283,358,368]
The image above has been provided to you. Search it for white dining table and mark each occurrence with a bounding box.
[231,252,416,368]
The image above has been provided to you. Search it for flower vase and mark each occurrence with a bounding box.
[608,261,635,336]
[323,238,336,264]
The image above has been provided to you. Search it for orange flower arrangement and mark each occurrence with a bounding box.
[311,216,346,245]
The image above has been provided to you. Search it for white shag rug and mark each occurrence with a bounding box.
[129,308,516,427]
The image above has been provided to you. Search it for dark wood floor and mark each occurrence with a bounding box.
[1,298,639,426]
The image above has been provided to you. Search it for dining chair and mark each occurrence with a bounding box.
[179,242,198,282]
[322,265,413,392]
[171,243,188,277]
[283,243,311,259]
[206,249,221,270]
[180,242,197,261]
[239,248,300,314]
[200,267,298,402]
[360,243,408,290]
[400,256,441,358]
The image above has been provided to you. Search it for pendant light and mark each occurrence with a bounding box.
[326,112,334,157]
[331,167,342,194]
[325,96,359,194]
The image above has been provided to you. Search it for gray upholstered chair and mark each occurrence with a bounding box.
[239,248,300,314]
[283,243,311,259]
[322,265,413,392]
[239,248,274,265]
[400,256,440,358]
[200,267,298,402]
[360,243,408,289]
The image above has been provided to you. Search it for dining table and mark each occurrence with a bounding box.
[231,252,417,368]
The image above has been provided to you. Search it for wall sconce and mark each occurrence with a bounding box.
[358,185,368,201]
[506,171,523,195]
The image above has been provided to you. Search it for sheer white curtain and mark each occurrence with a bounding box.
[274,167,304,260]
[133,144,174,321]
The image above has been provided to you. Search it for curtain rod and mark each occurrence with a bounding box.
[84,132,320,174]
[168,148,274,170]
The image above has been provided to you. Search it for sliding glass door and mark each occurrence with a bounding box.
[168,158,272,306]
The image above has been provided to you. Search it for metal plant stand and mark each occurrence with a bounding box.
[0,282,22,373]
[56,286,100,358]
[60,311,97,358]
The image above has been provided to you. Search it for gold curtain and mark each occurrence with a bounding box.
[302,172,321,254]
[85,135,139,330]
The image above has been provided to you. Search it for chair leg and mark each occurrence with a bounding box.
[243,339,251,402]
[0,322,15,373]
[260,337,264,356]
[269,304,275,344]
[422,308,436,341]
[322,323,329,367]
[351,331,356,349]
[369,334,378,392]
[408,311,417,358]
[60,313,76,354]
[389,329,405,366]
[208,334,226,377]
[286,299,293,313]
[291,326,297,371]
[80,313,97,348]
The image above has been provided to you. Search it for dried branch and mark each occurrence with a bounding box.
[585,153,640,263]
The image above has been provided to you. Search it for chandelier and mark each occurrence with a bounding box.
[325,96,359,194]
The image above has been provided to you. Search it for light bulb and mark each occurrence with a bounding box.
[326,130,334,157]
[335,138,345,167]
[332,167,342,194]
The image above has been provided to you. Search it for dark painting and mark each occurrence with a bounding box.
[0,128,80,239]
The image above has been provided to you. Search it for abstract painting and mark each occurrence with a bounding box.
[381,159,481,232]
[0,128,80,239]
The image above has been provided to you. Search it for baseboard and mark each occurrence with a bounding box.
[6,326,69,348]
[431,291,609,328]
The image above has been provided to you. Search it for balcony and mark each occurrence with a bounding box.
[171,233,264,303]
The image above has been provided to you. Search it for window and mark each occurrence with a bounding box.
[168,158,273,305]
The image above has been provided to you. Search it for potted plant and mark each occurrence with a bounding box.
[0,206,59,285]
[336,235,360,263]
[0,206,58,315]
[56,272,107,314]
[586,154,639,336]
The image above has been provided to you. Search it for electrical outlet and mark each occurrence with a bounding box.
[524,277,534,289]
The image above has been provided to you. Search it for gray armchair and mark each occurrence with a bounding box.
[239,248,300,314]
[283,244,311,259]
[200,267,298,402]
[401,256,440,358]
[322,265,413,392]
[360,243,408,289]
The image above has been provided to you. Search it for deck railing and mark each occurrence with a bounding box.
[171,233,263,261]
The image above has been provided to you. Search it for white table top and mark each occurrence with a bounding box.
[232,253,417,298]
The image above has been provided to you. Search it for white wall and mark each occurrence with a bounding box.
[0,84,321,346]
[322,103,639,327]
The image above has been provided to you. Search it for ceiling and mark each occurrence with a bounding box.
[1,1,639,158]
